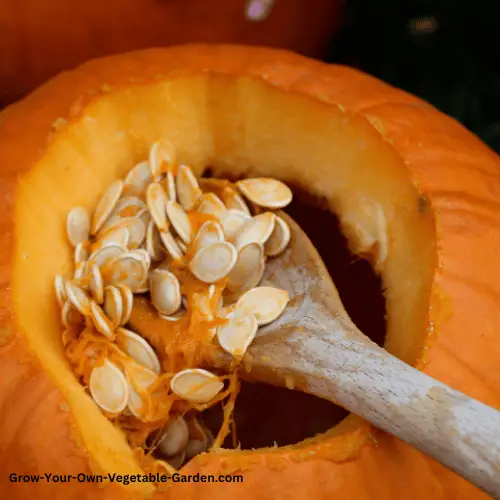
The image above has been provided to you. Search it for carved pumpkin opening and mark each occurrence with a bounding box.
[13,73,434,486]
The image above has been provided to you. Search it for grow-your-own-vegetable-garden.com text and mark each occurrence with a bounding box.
[9,472,244,485]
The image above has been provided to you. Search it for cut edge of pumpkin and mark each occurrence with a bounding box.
[11,71,436,485]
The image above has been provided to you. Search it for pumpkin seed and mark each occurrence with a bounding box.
[89,264,104,304]
[227,242,265,293]
[149,269,182,316]
[89,300,115,338]
[192,221,224,254]
[159,309,185,321]
[127,364,158,419]
[94,226,130,250]
[166,450,186,470]
[116,327,161,374]
[54,275,67,307]
[217,309,258,357]
[196,193,226,218]
[146,182,169,232]
[124,161,152,196]
[235,212,276,249]
[103,286,123,328]
[170,369,224,403]
[236,178,292,209]
[166,171,177,202]
[66,207,90,247]
[74,242,89,266]
[119,218,146,249]
[166,201,192,244]
[159,231,184,261]
[264,215,291,256]
[185,416,211,459]
[146,220,166,261]
[189,242,237,283]
[91,180,124,235]
[219,209,251,243]
[175,237,188,254]
[102,253,148,292]
[62,327,79,347]
[112,196,147,219]
[74,262,86,281]
[61,301,84,328]
[130,249,151,270]
[221,186,251,215]
[88,243,127,269]
[176,164,202,211]
[116,284,133,325]
[65,281,91,316]
[89,359,129,414]
[138,208,152,232]
[237,286,289,325]
[149,140,176,180]
[158,415,189,457]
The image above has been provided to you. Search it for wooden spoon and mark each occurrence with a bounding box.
[219,212,500,498]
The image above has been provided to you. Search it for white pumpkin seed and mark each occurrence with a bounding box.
[264,215,291,256]
[74,242,89,266]
[237,286,289,325]
[112,196,147,219]
[138,208,152,232]
[170,369,224,403]
[176,164,202,211]
[146,220,166,261]
[196,193,226,218]
[146,182,169,232]
[159,231,184,261]
[175,237,188,253]
[192,220,224,254]
[217,309,258,357]
[159,309,185,321]
[166,201,192,244]
[116,284,133,326]
[89,300,115,338]
[88,243,127,269]
[189,242,237,283]
[54,275,67,307]
[61,301,84,328]
[149,140,176,180]
[127,364,158,419]
[91,180,124,235]
[130,249,151,269]
[166,171,177,202]
[74,262,86,281]
[235,212,276,249]
[116,327,161,374]
[124,161,152,196]
[94,226,130,250]
[89,264,104,304]
[102,253,148,292]
[149,269,182,316]
[65,281,91,316]
[66,207,90,247]
[227,242,265,293]
[158,416,189,457]
[89,359,129,414]
[219,209,251,243]
[103,286,123,328]
[236,178,292,209]
[221,186,251,215]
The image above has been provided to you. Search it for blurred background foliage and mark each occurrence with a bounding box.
[327,0,500,153]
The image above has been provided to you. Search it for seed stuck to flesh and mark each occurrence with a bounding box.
[66,207,90,247]
[89,359,129,414]
[146,182,169,232]
[61,301,84,328]
[219,209,251,243]
[235,212,276,249]
[149,269,182,316]
[91,180,124,235]
[227,242,265,293]
[189,242,237,283]
[170,369,224,403]
[237,286,289,325]
[124,161,152,196]
[149,140,176,180]
[176,164,202,211]
[217,309,258,357]
[264,215,291,257]
[196,193,226,218]
[192,220,224,254]
[116,327,161,374]
[236,178,293,209]
[158,416,189,457]
[127,364,158,418]
[166,201,192,244]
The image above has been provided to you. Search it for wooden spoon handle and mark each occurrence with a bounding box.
[247,312,500,498]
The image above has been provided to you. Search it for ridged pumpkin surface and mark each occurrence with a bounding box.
[0,45,499,500]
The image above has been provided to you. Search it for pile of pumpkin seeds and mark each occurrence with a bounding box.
[55,139,292,465]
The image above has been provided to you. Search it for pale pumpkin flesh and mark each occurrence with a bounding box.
[2,46,499,499]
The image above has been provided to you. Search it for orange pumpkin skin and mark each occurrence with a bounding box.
[0,45,499,500]
[0,0,343,104]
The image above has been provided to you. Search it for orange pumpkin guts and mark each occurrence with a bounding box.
[1,45,500,499]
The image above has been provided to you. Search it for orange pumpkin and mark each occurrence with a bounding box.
[0,0,343,104]
[1,45,499,499]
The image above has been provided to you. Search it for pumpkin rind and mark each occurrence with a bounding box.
[0,45,499,500]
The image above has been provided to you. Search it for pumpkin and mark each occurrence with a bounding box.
[1,45,499,500]
[0,0,343,105]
